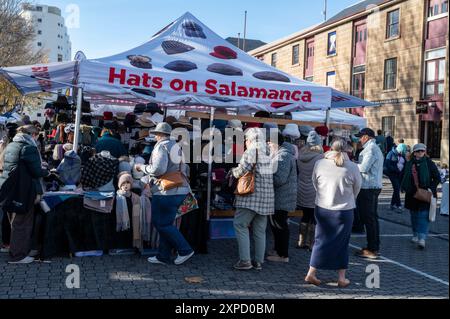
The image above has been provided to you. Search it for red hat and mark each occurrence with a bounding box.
[103,112,113,121]
[315,125,329,137]
[210,46,238,60]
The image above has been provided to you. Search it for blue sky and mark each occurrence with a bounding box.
[38,0,359,59]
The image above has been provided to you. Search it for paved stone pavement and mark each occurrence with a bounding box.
[0,179,448,299]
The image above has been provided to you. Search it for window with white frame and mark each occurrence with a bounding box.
[425,48,446,97]
[384,58,397,90]
[386,9,400,38]
[382,116,396,137]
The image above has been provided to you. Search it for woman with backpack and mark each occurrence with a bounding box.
[0,125,50,264]
[385,143,408,212]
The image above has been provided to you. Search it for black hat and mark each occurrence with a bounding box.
[355,128,376,138]
[134,103,146,115]
[144,103,163,114]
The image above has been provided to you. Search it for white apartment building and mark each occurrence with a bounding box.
[21,3,72,62]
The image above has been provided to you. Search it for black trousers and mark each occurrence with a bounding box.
[1,209,11,246]
[356,189,382,252]
[300,207,315,224]
[269,210,290,258]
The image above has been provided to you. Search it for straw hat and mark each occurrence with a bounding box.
[172,116,193,129]
[136,112,156,128]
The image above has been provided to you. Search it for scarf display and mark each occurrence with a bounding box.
[80,154,118,189]
[116,190,131,232]
[401,157,430,193]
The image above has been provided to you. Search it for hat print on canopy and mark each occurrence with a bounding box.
[253,72,291,83]
[164,60,198,72]
[207,63,243,76]
[127,55,152,69]
[161,40,195,55]
[210,46,237,60]
[182,21,206,38]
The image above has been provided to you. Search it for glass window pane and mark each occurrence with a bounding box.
[443,1,448,13]
[438,59,445,80]
[426,84,435,95]
[434,4,439,14]
[427,61,436,81]
[438,83,444,94]
[426,48,446,60]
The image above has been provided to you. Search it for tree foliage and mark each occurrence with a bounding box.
[0,0,48,112]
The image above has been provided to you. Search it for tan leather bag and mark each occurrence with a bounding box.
[235,153,257,196]
[412,164,432,203]
[235,170,255,196]
[157,171,185,191]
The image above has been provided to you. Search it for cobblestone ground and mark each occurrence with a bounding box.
[0,179,448,299]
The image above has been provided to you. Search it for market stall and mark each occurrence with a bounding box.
[0,12,375,257]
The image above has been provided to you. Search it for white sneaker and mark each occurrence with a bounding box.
[8,256,35,264]
[147,256,166,265]
[174,251,195,265]
[411,237,419,244]
[418,240,426,249]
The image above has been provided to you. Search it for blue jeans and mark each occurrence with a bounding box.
[151,195,193,263]
[410,209,430,240]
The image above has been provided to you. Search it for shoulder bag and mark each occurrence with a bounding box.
[235,151,257,196]
[412,164,432,203]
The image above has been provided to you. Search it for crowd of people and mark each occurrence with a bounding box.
[0,106,446,288]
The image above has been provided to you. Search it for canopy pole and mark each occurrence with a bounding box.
[325,108,331,145]
[73,87,83,153]
[206,107,215,221]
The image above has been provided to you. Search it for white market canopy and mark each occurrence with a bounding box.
[292,109,367,128]
[0,12,375,113]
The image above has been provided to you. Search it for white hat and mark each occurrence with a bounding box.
[282,124,300,139]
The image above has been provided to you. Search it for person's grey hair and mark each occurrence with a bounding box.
[330,138,347,167]
[17,125,39,135]
[245,128,265,143]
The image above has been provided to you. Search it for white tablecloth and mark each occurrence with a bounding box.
[441,182,449,215]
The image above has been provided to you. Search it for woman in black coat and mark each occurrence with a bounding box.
[0,125,49,263]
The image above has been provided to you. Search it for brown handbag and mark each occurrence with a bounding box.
[157,171,185,191]
[235,153,257,196]
[412,164,432,203]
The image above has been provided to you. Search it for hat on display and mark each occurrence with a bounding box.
[118,172,133,188]
[227,119,243,130]
[355,128,376,138]
[63,143,73,152]
[133,103,146,115]
[315,125,330,138]
[299,125,314,137]
[116,112,127,120]
[282,124,300,139]
[172,116,193,129]
[307,131,322,147]
[413,143,427,153]
[64,123,76,134]
[165,116,177,126]
[81,99,91,113]
[144,103,163,114]
[150,122,172,136]
[103,112,113,121]
[124,113,137,127]
[54,95,71,110]
[137,112,157,128]
[134,130,150,141]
